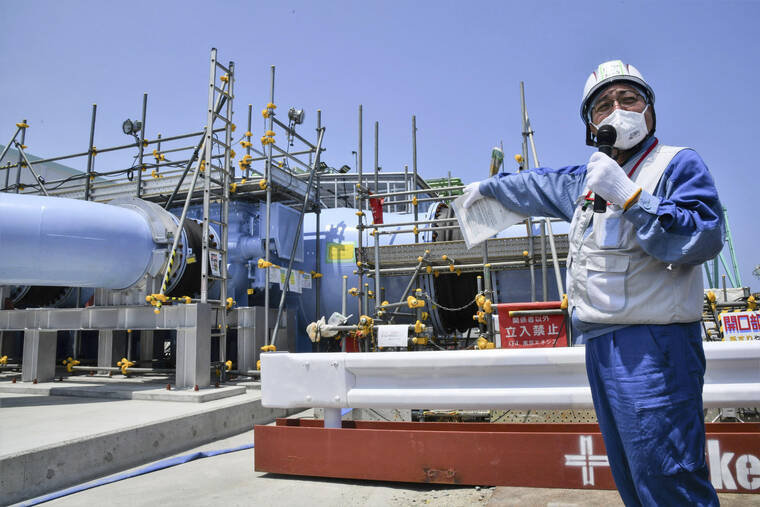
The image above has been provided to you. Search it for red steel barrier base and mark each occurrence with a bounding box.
[254,420,760,494]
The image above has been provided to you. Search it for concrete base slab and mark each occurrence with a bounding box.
[0,379,246,402]
[0,391,301,504]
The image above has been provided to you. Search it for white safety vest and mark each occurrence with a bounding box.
[567,143,704,325]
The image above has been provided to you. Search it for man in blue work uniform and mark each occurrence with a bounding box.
[463,60,723,506]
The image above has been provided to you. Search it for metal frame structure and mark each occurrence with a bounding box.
[0,49,322,387]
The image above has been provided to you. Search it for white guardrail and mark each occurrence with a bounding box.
[261,341,760,427]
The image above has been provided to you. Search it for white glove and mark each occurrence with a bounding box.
[462,181,483,209]
[586,152,641,208]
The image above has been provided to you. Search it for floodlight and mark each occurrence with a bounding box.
[288,108,305,125]
[338,165,351,173]
[122,119,142,135]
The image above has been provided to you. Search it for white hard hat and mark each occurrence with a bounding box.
[580,60,655,124]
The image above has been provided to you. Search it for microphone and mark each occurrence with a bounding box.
[593,125,617,213]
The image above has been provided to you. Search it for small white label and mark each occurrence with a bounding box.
[377,325,409,347]
[301,272,312,289]
[209,251,222,277]
[268,266,279,284]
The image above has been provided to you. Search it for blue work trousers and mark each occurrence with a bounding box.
[585,323,719,506]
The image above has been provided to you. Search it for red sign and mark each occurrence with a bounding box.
[496,301,568,348]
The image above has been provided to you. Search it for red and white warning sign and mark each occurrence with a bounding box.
[495,301,568,348]
[720,311,760,341]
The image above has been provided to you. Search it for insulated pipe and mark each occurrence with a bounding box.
[0,193,155,289]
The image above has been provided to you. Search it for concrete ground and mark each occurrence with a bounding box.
[17,415,756,507]
[0,385,296,505]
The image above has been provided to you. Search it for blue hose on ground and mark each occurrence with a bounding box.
[20,443,254,506]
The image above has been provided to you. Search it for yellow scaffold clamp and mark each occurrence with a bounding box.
[475,292,493,314]
[151,169,162,179]
[311,271,323,279]
[240,139,252,148]
[414,320,425,334]
[62,357,80,372]
[706,291,717,312]
[226,297,236,310]
[117,358,135,375]
[258,179,268,190]
[0,355,8,366]
[230,182,237,193]
[262,103,277,118]
[225,360,233,372]
[476,336,496,349]
[747,295,756,311]
[357,315,374,338]
[16,122,29,128]
[261,130,276,145]
[473,311,487,325]
[407,295,425,309]
[348,287,359,297]
[257,258,273,269]
[260,344,277,352]
[412,196,418,206]
[220,74,229,83]
[152,149,165,162]
[561,294,569,310]
[412,336,428,345]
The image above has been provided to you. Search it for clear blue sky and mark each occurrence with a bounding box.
[1,0,757,290]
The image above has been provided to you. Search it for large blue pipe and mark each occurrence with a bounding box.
[0,193,156,289]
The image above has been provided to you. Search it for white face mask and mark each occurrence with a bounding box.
[592,104,649,150]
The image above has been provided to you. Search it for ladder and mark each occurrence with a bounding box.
[202,48,234,361]
[158,48,234,363]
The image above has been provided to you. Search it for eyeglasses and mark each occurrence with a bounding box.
[590,91,646,121]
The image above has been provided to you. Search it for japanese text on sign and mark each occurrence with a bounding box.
[496,303,567,348]
[720,311,760,341]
